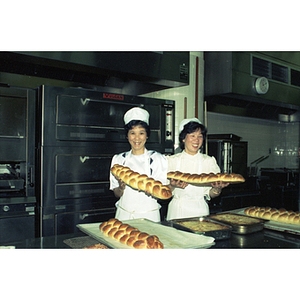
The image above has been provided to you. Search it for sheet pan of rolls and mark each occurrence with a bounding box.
[77,218,215,249]
[229,206,300,236]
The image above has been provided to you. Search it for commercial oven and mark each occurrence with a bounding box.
[36,85,175,236]
[0,86,36,243]
[207,135,248,178]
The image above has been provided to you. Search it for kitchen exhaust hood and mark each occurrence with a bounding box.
[204,52,300,121]
[0,51,189,95]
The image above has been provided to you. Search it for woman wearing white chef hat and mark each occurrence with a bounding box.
[166,118,229,220]
[109,107,168,222]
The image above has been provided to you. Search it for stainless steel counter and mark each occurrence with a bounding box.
[1,225,300,249]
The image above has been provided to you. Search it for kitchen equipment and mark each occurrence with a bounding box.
[37,85,175,237]
[0,51,189,95]
[232,207,300,236]
[207,138,248,178]
[208,213,265,234]
[169,217,232,240]
[204,51,300,121]
[0,86,36,243]
[249,155,269,177]
[77,219,215,249]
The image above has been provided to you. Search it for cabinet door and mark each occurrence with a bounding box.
[0,215,35,243]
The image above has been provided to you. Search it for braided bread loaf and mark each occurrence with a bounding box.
[244,206,300,225]
[111,164,172,200]
[167,171,245,184]
[99,218,164,249]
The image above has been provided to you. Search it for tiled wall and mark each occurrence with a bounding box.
[207,112,300,171]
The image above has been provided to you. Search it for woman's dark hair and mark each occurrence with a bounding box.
[179,121,207,150]
[124,120,151,138]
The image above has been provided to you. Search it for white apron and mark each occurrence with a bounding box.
[166,152,209,220]
[114,150,161,222]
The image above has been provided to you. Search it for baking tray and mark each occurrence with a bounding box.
[207,213,265,235]
[77,218,215,249]
[230,207,300,236]
[169,217,232,240]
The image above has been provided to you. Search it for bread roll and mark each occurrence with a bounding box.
[261,211,272,220]
[167,171,245,184]
[278,208,287,214]
[99,218,164,249]
[244,206,300,225]
[277,213,289,223]
[111,164,172,200]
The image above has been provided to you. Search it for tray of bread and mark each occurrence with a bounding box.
[167,171,245,186]
[77,218,215,249]
[207,213,266,234]
[235,206,300,236]
[169,217,232,240]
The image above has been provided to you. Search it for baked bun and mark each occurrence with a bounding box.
[99,218,164,249]
[111,164,172,200]
[167,171,245,184]
[83,243,109,249]
[244,206,300,225]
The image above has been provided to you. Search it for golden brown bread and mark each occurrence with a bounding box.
[111,164,172,200]
[83,243,109,249]
[167,171,245,184]
[244,206,300,225]
[99,218,164,249]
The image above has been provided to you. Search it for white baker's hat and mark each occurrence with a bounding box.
[179,118,202,133]
[124,107,149,125]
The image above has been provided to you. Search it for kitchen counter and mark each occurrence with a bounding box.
[1,224,300,249]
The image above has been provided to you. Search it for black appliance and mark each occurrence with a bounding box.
[36,85,175,237]
[0,86,36,243]
[259,168,299,210]
[207,135,248,178]
[207,135,250,212]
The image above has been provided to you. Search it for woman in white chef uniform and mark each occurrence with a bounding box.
[166,118,229,221]
[109,107,168,222]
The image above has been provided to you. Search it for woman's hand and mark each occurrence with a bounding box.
[168,178,189,191]
[113,178,126,198]
[209,181,229,198]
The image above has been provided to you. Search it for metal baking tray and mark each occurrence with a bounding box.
[169,217,232,240]
[207,213,266,235]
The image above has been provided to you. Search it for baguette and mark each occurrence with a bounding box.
[111,164,172,200]
[244,206,300,225]
[99,218,164,249]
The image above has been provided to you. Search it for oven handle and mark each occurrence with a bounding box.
[80,156,109,163]
[79,212,104,220]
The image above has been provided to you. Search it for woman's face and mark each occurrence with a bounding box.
[127,125,148,155]
[183,128,203,155]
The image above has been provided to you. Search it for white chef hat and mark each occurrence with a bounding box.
[124,107,149,125]
[179,118,202,133]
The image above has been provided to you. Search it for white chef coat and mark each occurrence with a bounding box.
[166,150,220,221]
[110,149,168,222]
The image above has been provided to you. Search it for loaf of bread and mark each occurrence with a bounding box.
[244,206,300,225]
[99,218,164,249]
[111,164,172,200]
[167,171,245,184]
